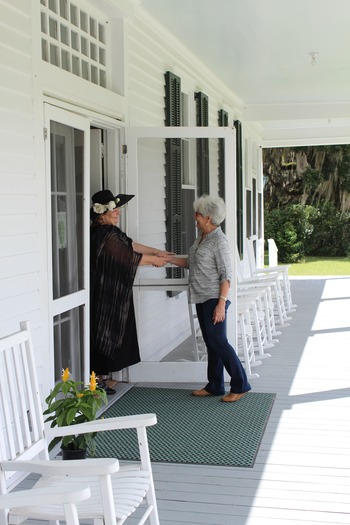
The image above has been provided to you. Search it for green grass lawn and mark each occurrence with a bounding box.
[279,256,350,276]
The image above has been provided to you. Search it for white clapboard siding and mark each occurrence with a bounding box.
[0,44,32,76]
[0,253,40,280]
[0,67,32,100]
[0,0,39,331]
[0,273,39,302]
[0,234,38,258]
[0,152,37,174]
[0,87,33,117]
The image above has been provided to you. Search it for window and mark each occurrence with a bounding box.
[252,177,257,236]
[258,192,262,238]
[165,73,207,257]
[40,0,109,88]
[165,75,225,286]
[246,189,252,238]
[181,92,196,253]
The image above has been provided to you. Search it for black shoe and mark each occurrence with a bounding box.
[98,381,116,395]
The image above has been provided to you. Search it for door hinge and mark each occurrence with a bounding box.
[101,143,105,158]
[122,144,127,155]
[43,127,48,141]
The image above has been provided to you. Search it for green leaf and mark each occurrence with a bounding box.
[48,436,62,452]
[66,407,79,425]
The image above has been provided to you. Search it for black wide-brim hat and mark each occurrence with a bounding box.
[90,190,135,218]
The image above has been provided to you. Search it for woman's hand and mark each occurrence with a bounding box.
[152,256,168,267]
[156,250,175,262]
[213,281,230,323]
[167,254,189,268]
[212,303,226,324]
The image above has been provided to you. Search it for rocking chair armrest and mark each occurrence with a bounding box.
[2,458,120,476]
[253,269,280,277]
[240,275,278,285]
[256,265,290,272]
[48,413,157,439]
[0,485,91,509]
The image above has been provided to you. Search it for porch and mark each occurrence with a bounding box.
[20,276,350,524]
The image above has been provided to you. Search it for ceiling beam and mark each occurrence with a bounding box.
[243,102,350,121]
[262,124,350,148]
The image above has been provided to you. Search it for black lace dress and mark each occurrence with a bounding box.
[90,224,142,374]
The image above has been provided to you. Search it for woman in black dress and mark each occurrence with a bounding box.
[90,190,172,393]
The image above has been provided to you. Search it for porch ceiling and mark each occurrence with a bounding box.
[141,0,350,147]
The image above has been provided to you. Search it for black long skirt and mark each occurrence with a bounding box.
[90,297,141,375]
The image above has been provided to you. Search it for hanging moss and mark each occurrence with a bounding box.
[263,144,350,212]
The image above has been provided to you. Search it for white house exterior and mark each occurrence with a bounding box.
[0,0,265,396]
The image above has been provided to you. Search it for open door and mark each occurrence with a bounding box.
[125,126,237,383]
[44,104,90,384]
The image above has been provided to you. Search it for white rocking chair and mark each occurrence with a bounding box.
[246,238,296,313]
[0,321,160,525]
[0,486,91,525]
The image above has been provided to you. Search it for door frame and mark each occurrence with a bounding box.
[125,126,237,383]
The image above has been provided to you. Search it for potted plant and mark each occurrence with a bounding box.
[44,368,108,459]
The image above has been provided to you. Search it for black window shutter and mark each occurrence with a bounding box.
[218,109,228,198]
[218,109,228,232]
[234,120,244,255]
[164,71,182,280]
[195,91,209,196]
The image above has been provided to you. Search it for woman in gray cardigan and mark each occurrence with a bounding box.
[170,194,251,402]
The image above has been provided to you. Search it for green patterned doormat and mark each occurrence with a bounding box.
[95,387,276,467]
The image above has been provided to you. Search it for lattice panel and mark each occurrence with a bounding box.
[40,0,109,88]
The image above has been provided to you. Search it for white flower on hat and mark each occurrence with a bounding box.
[106,200,117,210]
[92,197,121,214]
[93,203,108,214]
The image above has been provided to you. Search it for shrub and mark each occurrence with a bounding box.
[264,204,316,263]
[304,202,350,256]
[265,202,350,261]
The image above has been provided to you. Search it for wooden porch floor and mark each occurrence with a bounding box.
[137,276,350,524]
[19,277,350,524]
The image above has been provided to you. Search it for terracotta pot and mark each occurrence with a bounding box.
[61,448,87,460]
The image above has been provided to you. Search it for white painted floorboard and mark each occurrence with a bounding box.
[16,277,350,524]
[131,277,350,525]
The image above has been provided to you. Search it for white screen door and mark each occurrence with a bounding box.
[44,104,90,383]
[126,126,236,383]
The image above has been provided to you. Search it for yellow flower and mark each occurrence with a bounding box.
[44,368,107,455]
[89,371,97,392]
[62,368,70,382]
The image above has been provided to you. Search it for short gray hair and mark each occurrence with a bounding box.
[193,195,226,226]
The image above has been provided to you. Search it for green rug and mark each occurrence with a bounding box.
[95,387,276,467]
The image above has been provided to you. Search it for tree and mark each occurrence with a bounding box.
[263,145,350,260]
[263,145,350,212]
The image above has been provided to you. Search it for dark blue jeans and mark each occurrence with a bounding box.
[196,299,252,395]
